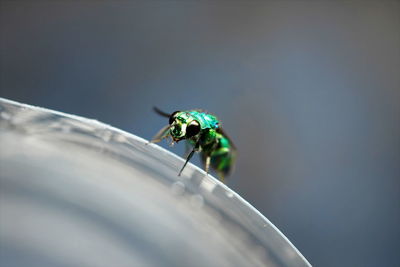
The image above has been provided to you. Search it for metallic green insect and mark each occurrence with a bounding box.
[151,107,236,182]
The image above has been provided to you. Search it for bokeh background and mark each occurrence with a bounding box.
[1,1,399,266]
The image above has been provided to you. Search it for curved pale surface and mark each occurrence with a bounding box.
[0,98,311,267]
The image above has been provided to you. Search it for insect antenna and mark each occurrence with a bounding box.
[153,107,171,118]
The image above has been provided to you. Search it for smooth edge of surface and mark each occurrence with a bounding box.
[0,97,311,266]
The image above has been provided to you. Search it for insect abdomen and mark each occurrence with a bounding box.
[208,135,236,177]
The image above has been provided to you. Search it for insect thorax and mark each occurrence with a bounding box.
[171,111,220,142]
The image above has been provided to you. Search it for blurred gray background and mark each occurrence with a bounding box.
[1,1,399,266]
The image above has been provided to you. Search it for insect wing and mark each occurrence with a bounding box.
[217,127,237,150]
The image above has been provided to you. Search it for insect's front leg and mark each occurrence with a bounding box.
[178,140,200,176]
[149,125,170,143]
[183,141,192,158]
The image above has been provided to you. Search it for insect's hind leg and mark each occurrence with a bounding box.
[217,171,225,183]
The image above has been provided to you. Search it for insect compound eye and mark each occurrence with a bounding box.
[186,120,201,138]
[169,111,180,125]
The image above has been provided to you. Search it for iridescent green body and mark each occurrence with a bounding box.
[151,108,236,181]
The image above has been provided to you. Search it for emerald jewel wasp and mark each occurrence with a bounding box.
[150,107,236,182]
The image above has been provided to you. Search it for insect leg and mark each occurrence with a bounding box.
[150,125,170,143]
[178,141,199,176]
[204,156,211,174]
[218,172,225,183]
[183,141,192,158]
